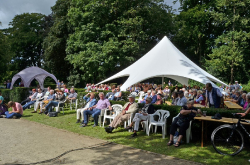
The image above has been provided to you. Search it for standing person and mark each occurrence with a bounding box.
[5,101,23,119]
[168,80,171,87]
[60,81,64,88]
[205,83,222,108]
[6,80,11,89]
[82,92,112,127]
[56,80,61,89]
[176,91,187,106]
[125,97,154,137]
[234,81,240,91]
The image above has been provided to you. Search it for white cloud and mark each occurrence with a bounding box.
[0,0,57,29]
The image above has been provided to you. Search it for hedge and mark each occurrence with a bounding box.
[0,88,30,103]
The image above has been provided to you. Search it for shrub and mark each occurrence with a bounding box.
[0,87,30,103]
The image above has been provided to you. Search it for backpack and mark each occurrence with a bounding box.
[0,104,8,115]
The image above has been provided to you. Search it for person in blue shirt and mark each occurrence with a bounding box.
[140,90,151,104]
[150,91,157,104]
[0,92,4,104]
[6,80,11,89]
[76,93,97,124]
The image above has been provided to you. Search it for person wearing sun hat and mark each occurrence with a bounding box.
[105,94,138,133]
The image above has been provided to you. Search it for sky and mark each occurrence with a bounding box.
[0,0,180,29]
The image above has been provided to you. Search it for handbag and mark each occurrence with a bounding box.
[43,100,49,104]
[48,112,58,117]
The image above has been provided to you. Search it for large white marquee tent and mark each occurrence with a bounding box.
[10,66,57,90]
[97,36,227,91]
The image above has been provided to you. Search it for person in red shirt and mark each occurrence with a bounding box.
[5,101,23,119]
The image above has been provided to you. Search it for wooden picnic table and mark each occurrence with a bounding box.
[224,98,232,101]
[224,101,243,110]
[193,104,205,108]
[194,116,250,147]
[165,101,172,106]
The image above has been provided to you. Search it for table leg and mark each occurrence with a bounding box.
[205,121,207,143]
[201,120,204,148]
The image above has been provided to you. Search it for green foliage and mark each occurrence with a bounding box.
[43,0,73,80]
[206,0,250,83]
[0,30,14,82]
[66,0,173,85]
[0,88,30,103]
[7,13,49,71]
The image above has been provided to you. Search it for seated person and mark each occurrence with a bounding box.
[106,88,116,100]
[232,91,242,105]
[176,91,187,106]
[168,101,201,147]
[23,88,43,110]
[45,90,66,115]
[65,88,78,103]
[38,90,55,114]
[20,89,37,105]
[194,90,205,105]
[105,95,138,133]
[81,92,112,127]
[63,85,69,96]
[163,86,170,98]
[242,93,248,109]
[44,87,51,97]
[155,94,163,105]
[0,92,8,116]
[126,97,154,137]
[76,93,97,124]
[0,91,4,104]
[171,92,179,105]
[140,90,151,104]
[5,101,23,119]
[150,90,157,104]
[113,87,122,101]
[230,90,236,99]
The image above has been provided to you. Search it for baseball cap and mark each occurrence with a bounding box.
[128,95,135,99]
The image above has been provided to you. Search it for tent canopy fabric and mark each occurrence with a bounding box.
[10,66,57,90]
[97,36,227,91]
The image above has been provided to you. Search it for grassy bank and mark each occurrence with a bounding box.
[21,108,250,165]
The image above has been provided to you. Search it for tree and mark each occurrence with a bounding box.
[206,0,250,83]
[8,13,47,71]
[43,0,73,81]
[66,0,173,85]
[0,22,14,82]
[172,0,220,66]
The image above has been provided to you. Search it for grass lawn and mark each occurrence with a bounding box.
[21,108,250,165]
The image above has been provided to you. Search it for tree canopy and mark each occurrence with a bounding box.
[2,0,250,86]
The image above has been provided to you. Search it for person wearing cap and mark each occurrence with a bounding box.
[82,92,112,127]
[176,91,187,106]
[105,95,138,133]
[20,89,37,105]
[125,97,155,137]
[205,83,222,108]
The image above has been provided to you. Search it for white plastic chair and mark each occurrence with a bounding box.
[123,113,135,129]
[172,113,192,143]
[70,99,78,110]
[55,100,67,115]
[141,116,151,136]
[148,110,170,139]
[102,104,123,127]
[131,92,138,97]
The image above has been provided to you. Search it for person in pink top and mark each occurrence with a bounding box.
[5,101,23,119]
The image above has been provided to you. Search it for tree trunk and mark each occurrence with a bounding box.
[230,64,234,84]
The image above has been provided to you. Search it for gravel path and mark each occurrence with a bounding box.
[0,118,202,165]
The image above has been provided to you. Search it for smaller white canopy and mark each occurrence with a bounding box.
[97,36,227,91]
[10,66,57,89]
